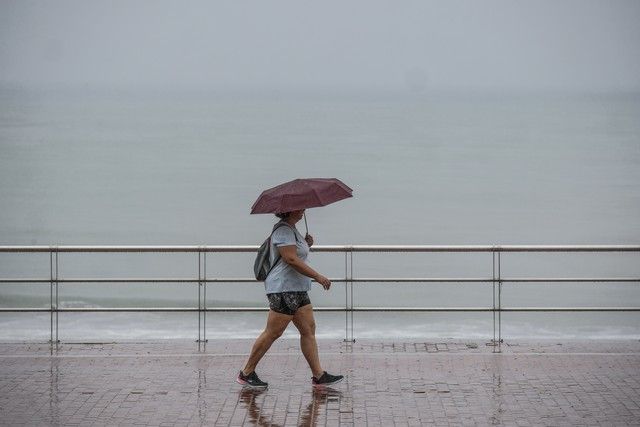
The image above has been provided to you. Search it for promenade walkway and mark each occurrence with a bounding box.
[1,339,639,426]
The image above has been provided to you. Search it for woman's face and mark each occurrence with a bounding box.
[289,209,305,223]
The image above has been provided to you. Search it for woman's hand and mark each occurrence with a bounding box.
[315,274,331,290]
[305,234,314,247]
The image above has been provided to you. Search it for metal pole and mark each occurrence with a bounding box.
[343,249,355,343]
[48,247,60,348]
[344,251,348,342]
[303,212,309,236]
[49,249,53,347]
[203,249,207,343]
[491,250,496,350]
[197,249,201,343]
[55,247,59,346]
[498,250,502,352]
[196,247,207,345]
[350,250,354,342]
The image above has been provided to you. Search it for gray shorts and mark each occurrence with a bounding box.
[266,291,311,315]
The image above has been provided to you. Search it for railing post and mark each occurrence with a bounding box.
[56,247,59,346]
[203,248,207,343]
[344,248,355,343]
[498,249,502,351]
[498,248,502,353]
[196,246,204,348]
[488,246,502,352]
[196,248,200,343]
[196,247,207,345]
[49,246,60,350]
[492,248,495,347]
[49,248,53,347]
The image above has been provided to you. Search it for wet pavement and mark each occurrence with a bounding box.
[0,339,639,426]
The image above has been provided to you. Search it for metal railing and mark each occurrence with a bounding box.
[1,245,639,352]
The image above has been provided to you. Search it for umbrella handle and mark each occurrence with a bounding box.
[304,212,309,236]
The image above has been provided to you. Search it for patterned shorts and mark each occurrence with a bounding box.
[267,291,311,316]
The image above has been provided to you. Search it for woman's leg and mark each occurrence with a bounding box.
[242,309,293,375]
[292,304,323,378]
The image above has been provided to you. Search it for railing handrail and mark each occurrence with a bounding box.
[1,244,639,252]
[2,277,639,283]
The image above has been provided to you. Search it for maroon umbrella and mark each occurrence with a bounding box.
[251,178,353,234]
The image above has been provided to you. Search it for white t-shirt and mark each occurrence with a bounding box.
[264,223,311,294]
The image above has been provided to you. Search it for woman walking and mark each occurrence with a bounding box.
[237,209,344,389]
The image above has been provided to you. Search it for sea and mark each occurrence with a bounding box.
[1,87,639,342]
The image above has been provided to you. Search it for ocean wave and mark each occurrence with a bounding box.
[58,300,102,309]
[0,312,638,341]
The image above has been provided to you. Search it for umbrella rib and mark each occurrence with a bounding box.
[311,188,324,206]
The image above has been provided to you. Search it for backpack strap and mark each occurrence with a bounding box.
[268,221,300,273]
[271,221,300,242]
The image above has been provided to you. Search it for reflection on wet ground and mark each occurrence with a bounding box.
[239,386,343,426]
[0,339,639,425]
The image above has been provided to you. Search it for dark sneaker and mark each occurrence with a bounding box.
[236,370,268,389]
[312,371,344,387]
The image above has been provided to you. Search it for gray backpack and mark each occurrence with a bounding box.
[253,222,299,281]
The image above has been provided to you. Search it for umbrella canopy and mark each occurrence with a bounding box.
[250,178,353,214]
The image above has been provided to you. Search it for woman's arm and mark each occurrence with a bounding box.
[277,245,331,289]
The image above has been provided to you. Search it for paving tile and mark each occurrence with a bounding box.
[1,339,640,425]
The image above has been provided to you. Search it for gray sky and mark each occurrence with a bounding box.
[1,0,639,92]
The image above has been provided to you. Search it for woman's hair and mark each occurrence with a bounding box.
[275,212,291,220]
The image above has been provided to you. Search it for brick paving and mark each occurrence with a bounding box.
[0,339,639,426]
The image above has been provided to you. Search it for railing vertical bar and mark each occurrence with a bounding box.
[498,250,502,352]
[49,249,53,348]
[344,251,348,342]
[203,249,207,343]
[55,247,59,346]
[341,248,355,343]
[492,249,496,350]
[350,250,354,342]
[197,249,201,343]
